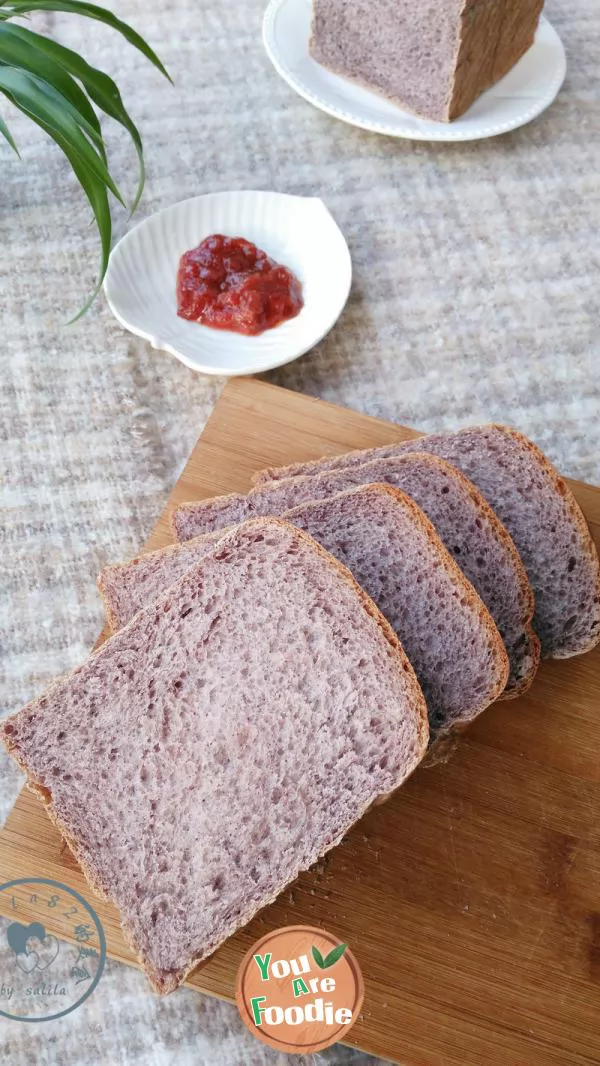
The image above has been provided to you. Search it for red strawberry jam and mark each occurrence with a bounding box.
[176,235,304,336]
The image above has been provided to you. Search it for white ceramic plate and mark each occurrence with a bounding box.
[263,0,567,142]
[104,191,352,377]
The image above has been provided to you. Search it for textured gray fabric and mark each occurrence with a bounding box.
[0,0,598,1062]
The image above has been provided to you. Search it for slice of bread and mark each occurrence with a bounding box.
[170,454,537,697]
[251,427,600,660]
[103,486,509,733]
[2,519,428,995]
[310,0,543,123]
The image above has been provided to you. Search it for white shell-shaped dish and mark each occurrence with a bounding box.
[104,191,352,377]
[263,0,567,143]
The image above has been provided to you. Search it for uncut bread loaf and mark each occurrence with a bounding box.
[170,453,537,697]
[252,426,600,660]
[2,520,429,995]
[311,0,544,123]
[103,485,509,733]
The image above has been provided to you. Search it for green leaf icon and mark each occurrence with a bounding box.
[323,943,348,968]
[312,942,348,969]
[312,945,326,969]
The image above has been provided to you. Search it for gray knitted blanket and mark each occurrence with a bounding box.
[1,1,598,1063]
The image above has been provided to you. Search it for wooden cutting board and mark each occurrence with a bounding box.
[1,377,599,1066]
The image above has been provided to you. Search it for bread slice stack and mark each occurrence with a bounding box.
[102,483,509,734]
[3,421,599,997]
[171,452,539,698]
[252,426,600,659]
[310,0,545,122]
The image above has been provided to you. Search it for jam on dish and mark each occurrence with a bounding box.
[176,235,304,336]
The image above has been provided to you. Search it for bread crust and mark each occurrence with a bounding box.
[449,0,543,120]
[97,568,127,634]
[494,426,600,658]
[251,447,395,486]
[2,518,429,995]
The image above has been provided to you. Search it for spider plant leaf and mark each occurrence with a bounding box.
[1,81,111,318]
[0,67,120,310]
[0,24,105,158]
[62,149,112,321]
[0,66,125,204]
[1,1,171,82]
[0,112,18,153]
[3,24,146,209]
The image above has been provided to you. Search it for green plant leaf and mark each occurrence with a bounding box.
[0,66,124,203]
[322,943,348,969]
[0,0,170,315]
[311,946,326,970]
[0,24,105,158]
[0,92,111,317]
[62,148,112,321]
[1,1,171,82]
[0,67,118,315]
[0,112,18,152]
[2,24,146,209]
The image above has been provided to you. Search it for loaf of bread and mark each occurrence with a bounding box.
[102,485,509,734]
[2,520,429,994]
[171,453,537,697]
[252,426,600,660]
[311,0,544,122]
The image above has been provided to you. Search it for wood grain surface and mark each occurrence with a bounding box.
[1,378,599,1066]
